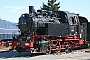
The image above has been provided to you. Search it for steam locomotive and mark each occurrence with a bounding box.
[6,6,90,54]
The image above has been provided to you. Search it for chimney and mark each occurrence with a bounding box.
[29,6,34,14]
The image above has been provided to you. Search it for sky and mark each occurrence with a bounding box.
[0,0,90,23]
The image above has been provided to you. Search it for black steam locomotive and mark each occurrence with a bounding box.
[7,6,90,53]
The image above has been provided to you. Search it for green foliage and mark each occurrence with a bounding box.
[41,0,60,11]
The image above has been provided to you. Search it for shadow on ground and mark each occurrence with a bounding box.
[0,51,31,59]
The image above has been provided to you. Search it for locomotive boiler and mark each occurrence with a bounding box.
[7,6,87,54]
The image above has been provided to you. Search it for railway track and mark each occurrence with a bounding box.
[0,47,90,58]
[21,47,90,56]
[48,47,90,56]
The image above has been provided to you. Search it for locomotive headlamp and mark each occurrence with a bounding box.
[22,15,24,17]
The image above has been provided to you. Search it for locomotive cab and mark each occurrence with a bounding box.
[55,11,81,36]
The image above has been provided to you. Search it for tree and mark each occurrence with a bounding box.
[41,0,60,11]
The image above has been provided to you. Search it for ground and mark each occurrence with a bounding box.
[0,47,90,60]
[0,51,89,60]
